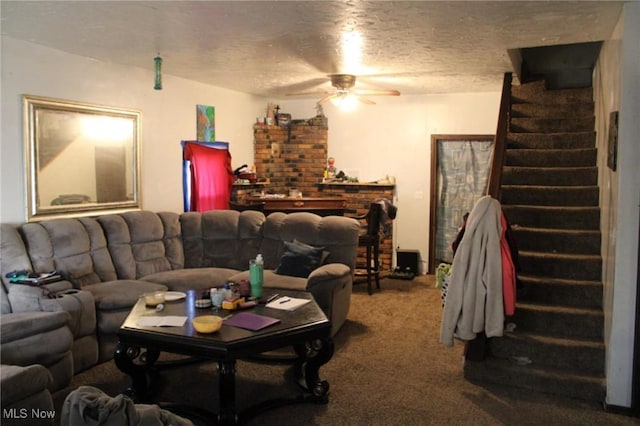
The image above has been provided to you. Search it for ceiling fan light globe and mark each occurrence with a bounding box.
[331,93,358,111]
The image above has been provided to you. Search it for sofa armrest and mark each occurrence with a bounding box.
[6,281,72,313]
[1,311,74,391]
[306,263,352,290]
[0,311,70,344]
[1,364,53,407]
[306,263,353,336]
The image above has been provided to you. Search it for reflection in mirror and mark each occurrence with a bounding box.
[24,95,141,221]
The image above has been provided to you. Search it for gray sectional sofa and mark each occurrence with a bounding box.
[0,209,359,418]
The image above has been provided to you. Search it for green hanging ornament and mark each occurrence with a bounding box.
[154,54,163,90]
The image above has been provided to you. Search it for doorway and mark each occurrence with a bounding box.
[428,134,494,273]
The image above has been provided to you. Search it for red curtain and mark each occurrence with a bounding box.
[183,142,234,212]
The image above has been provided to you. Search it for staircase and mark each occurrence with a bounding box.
[463,79,605,402]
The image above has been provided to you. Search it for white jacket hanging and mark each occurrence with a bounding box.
[439,195,504,346]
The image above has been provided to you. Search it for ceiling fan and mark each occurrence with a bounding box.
[286,74,400,108]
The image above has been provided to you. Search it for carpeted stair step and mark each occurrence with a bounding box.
[502,205,600,230]
[501,185,599,206]
[504,148,596,167]
[518,250,601,281]
[511,81,594,105]
[502,166,597,186]
[507,132,595,149]
[512,227,600,254]
[517,275,602,309]
[511,102,594,118]
[489,332,605,375]
[463,356,606,402]
[513,302,603,340]
[510,117,595,133]
[511,79,548,94]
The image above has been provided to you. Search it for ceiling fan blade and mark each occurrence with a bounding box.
[286,90,331,97]
[317,94,337,104]
[357,96,376,105]
[278,77,333,95]
[353,89,401,97]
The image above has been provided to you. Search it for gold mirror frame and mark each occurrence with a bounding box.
[24,95,141,221]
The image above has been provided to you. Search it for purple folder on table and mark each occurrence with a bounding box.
[224,312,280,331]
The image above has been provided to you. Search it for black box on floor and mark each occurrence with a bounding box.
[396,249,420,275]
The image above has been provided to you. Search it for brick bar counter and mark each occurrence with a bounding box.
[317,182,395,273]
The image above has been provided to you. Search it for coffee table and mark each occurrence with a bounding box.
[114,289,333,425]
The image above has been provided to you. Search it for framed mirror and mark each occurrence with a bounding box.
[24,95,141,221]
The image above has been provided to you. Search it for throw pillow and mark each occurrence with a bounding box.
[275,240,328,278]
[293,239,331,265]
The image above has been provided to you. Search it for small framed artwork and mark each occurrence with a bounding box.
[607,111,618,171]
[197,104,215,142]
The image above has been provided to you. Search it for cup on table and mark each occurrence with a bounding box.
[210,288,225,308]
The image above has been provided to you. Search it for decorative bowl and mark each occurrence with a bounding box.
[192,315,223,334]
[143,291,166,307]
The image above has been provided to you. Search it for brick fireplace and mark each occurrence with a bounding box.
[234,122,396,273]
[253,124,327,196]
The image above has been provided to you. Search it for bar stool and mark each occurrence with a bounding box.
[351,202,383,295]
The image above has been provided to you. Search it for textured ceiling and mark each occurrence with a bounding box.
[1,1,624,98]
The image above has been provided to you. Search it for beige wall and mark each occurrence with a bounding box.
[593,2,640,408]
[280,92,500,273]
[1,37,265,224]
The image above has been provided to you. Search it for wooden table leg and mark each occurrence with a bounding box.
[113,342,160,402]
[295,338,334,402]
[217,359,237,425]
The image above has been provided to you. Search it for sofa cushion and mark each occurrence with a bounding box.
[260,212,359,271]
[141,268,240,292]
[20,218,117,288]
[82,280,167,311]
[1,224,34,313]
[180,210,265,270]
[7,283,72,313]
[78,218,119,283]
[98,211,184,280]
[0,285,11,316]
[156,211,185,270]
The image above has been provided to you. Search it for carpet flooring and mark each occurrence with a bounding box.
[54,275,639,425]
